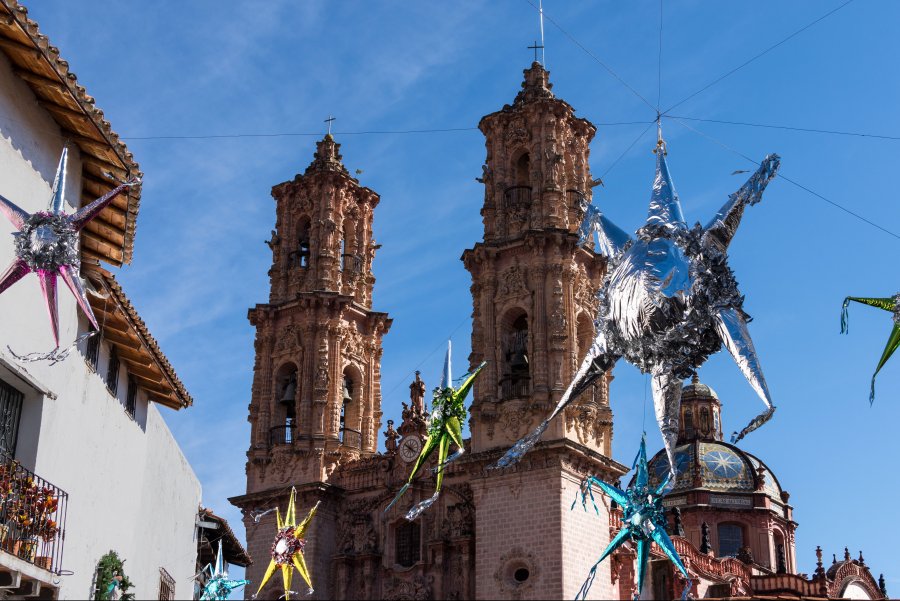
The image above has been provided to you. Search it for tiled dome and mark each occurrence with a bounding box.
[646,440,784,502]
[681,377,719,401]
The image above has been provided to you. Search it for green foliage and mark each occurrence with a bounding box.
[93,550,135,601]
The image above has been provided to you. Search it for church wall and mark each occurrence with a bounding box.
[560,469,617,599]
[473,466,564,600]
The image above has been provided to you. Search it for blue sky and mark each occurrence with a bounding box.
[23,0,900,587]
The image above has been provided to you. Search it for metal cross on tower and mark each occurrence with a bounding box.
[528,41,544,63]
[325,115,336,135]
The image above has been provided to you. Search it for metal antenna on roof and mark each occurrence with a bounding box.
[325,115,335,136]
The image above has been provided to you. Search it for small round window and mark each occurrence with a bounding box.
[502,559,535,589]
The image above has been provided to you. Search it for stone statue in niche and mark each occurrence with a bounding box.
[409,370,426,415]
[384,420,399,454]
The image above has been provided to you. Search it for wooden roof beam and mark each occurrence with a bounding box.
[99,327,142,351]
[36,98,91,124]
[125,364,165,384]
[80,228,124,261]
[80,153,128,178]
[62,129,112,153]
[13,67,65,92]
[0,33,40,60]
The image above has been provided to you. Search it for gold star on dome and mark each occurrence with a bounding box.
[256,488,320,599]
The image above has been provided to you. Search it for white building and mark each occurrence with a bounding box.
[0,1,202,599]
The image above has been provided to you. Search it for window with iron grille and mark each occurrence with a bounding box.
[106,346,120,395]
[85,330,100,370]
[0,380,22,457]
[158,567,175,600]
[395,521,420,568]
[126,377,137,419]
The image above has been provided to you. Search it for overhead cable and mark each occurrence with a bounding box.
[668,115,900,142]
[522,0,658,113]
[670,116,900,242]
[662,0,857,115]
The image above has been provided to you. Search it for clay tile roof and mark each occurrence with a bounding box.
[0,0,142,266]
[85,267,192,410]
[198,507,252,568]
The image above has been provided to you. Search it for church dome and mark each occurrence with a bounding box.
[681,377,718,400]
[643,375,785,502]
[646,439,784,502]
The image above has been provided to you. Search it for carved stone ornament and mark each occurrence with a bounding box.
[498,265,528,298]
[499,402,532,439]
[440,502,474,539]
[564,399,608,447]
[336,504,379,555]
[383,575,433,601]
[340,323,366,358]
[504,118,530,147]
[274,324,300,353]
[574,269,599,312]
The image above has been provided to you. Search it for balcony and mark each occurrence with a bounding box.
[504,186,532,209]
[499,376,530,401]
[340,428,362,450]
[268,425,295,446]
[0,451,68,578]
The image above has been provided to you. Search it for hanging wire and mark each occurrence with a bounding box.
[642,373,649,432]
[522,0,658,113]
[381,314,471,401]
[669,116,900,242]
[667,115,900,142]
[120,122,650,141]
[600,121,657,179]
[662,0,857,116]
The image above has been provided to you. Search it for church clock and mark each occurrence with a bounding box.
[399,436,422,463]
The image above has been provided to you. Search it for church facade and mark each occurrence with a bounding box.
[230,62,887,600]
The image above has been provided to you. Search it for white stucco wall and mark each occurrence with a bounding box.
[0,51,201,599]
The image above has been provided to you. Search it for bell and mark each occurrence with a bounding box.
[342,379,353,404]
[279,377,296,407]
[510,349,529,370]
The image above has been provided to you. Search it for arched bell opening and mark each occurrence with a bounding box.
[499,309,530,401]
[272,362,299,445]
[340,365,363,449]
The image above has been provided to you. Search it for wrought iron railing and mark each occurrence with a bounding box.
[0,450,68,574]
[504,186,532,208]
[500,376,530,401]
[340,428,362,450]
[341,253,363,275]
[269,425,295,446]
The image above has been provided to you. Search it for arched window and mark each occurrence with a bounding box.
[774,532,787,573]
[700,407,710,434]
[296,217,311,268]
[340,375,351,434]
[717,523,743,558]
[515,152,530,186]
[683,409,694,438]
[395,521,421,568]
[272,364,298,445]
[501,312,529,400]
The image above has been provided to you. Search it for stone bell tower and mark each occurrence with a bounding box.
[234,136,392,589]
[463,61,613,456]
[462,62,625,600]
